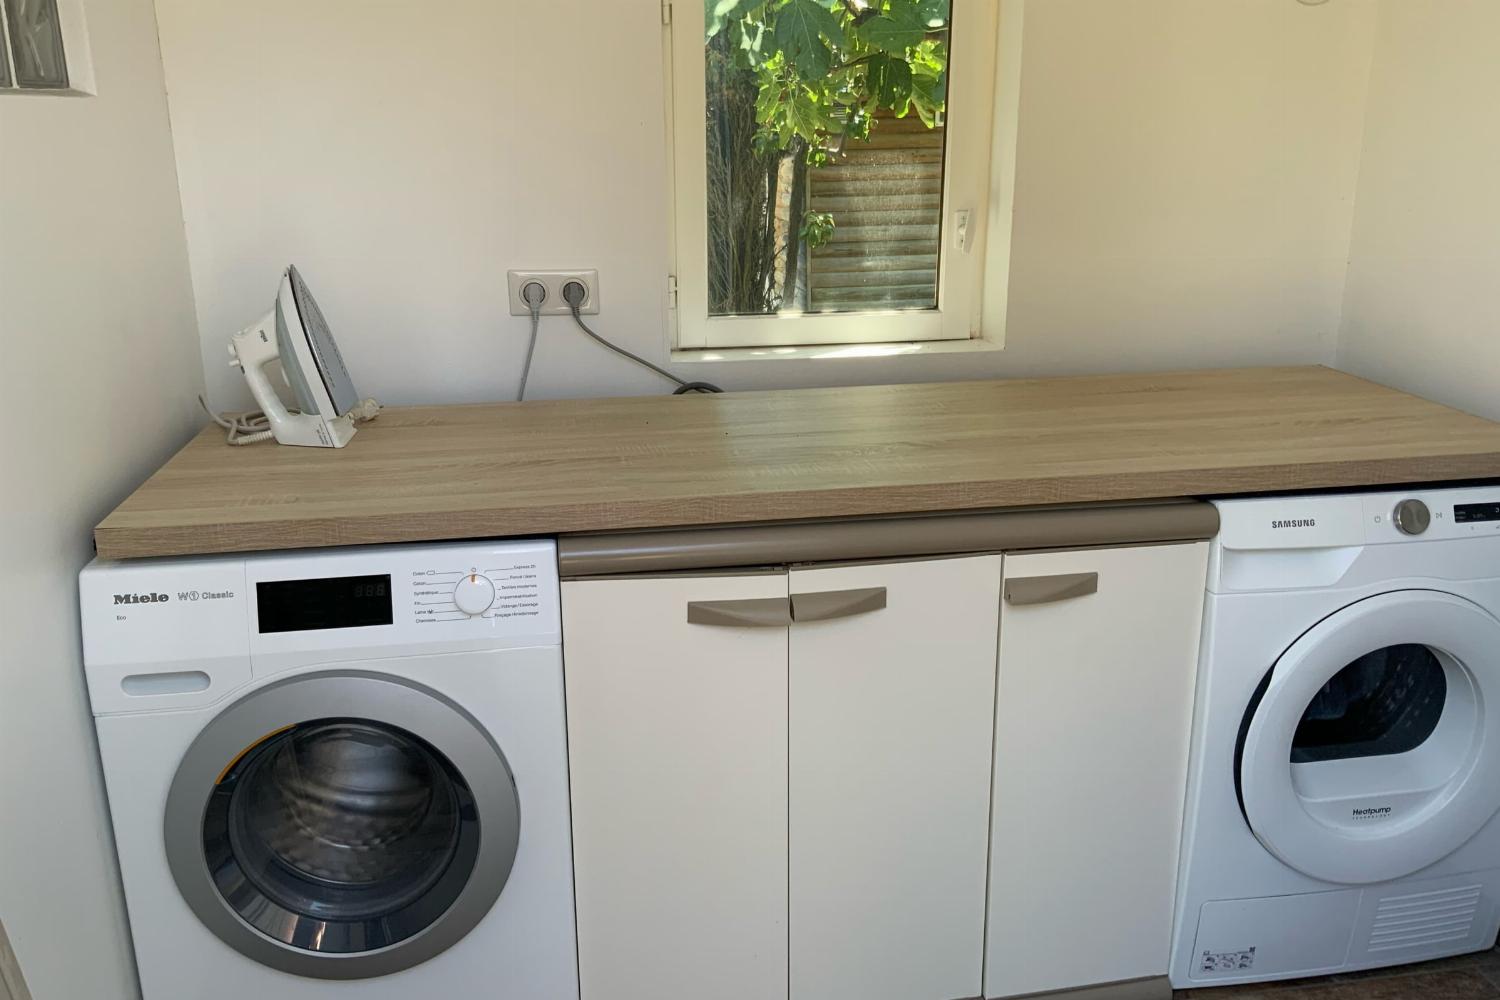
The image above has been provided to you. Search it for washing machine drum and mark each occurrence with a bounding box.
[164,672,521,980]
[1237,590,1500,885]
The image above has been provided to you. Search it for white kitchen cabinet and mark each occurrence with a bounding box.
[562,571,790,1000]
[984,542,1209,998]
[788,556,1003,1000]
[565,555,1006,1000]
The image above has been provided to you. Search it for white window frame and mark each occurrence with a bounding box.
[0,0,96,96]
[666,0,1012,352]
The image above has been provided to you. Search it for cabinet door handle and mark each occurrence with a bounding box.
[790,587,888,623]
[1004,572,1098,606]
[686,597,793,627]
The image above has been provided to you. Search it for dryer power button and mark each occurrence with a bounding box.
[1394,499,1431,536]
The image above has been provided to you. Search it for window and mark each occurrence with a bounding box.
[0,0,93,94]
[667,0,1021,352]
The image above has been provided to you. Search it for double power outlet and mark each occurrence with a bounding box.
[506,269,599,317]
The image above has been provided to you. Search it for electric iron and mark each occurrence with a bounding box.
[222,265,378,447]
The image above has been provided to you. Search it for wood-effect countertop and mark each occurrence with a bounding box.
[94,366,1500,560]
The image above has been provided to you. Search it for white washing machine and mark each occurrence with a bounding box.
[79,540,579,999]
[1169,487,1500,989]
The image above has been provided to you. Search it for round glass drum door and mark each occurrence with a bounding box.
[1238,591,1500,886]
[165,672,521,980]
[205,720,476,954]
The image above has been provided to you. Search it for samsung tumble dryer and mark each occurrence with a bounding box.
[79,540,579,999]
[1169,487,1500,989]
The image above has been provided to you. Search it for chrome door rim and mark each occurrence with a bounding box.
[1239,591,1500,885]
[164,670,520,980]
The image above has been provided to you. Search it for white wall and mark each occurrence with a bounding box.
[154,0,1377,409]
[0,0,203,996]
[1338,0,1500,420]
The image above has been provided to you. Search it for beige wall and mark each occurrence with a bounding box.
[1337,0,1500,419]
[154,0,1377,408]
[0,0,203,996]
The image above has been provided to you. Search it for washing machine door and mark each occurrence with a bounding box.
[163,670,521,980]
[1237,590,1500,885]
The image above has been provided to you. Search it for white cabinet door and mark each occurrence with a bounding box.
[788,555,1003,1000]
[563,572,790,1000]
[985,543,1208,998]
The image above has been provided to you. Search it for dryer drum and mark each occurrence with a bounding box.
[1291,644,1447,764]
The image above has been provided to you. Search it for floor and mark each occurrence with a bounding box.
[1173,946,1500,999]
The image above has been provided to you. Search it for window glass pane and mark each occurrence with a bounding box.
[0,24,12,88]
[1291,645,1447,764]
[5,0,67,89]
[704,0,950,318]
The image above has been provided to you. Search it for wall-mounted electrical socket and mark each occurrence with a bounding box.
[507,269,600,316]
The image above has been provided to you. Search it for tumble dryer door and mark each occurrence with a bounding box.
[1238,590,1500,885]
[163,670,521,980]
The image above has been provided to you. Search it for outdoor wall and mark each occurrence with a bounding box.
[1337,0,1500,420]
[0,0,203,997]
[154,0,1377,408]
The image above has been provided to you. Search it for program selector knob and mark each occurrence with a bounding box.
[1394,499,1431,536]
[453,573,496,615]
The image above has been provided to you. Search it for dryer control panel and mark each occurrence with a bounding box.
[1215,486,1500,552]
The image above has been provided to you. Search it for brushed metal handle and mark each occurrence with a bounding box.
[1004,572,1098,607]
[790,587,888,623]
[687,597,792,627]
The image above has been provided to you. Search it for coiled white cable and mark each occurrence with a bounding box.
[199,394,382,445]
[199,395,274,445]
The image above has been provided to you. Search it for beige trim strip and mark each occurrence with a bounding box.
[1005,572,1099,607]
[0,919,33,1000]
[1001,975,1170,1000]
[559,500,1218,577]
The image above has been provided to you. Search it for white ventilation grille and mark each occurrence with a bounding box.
[1365,884,1482,954]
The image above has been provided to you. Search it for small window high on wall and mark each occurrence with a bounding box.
[1,0,95,94]
[666,0,1022,353]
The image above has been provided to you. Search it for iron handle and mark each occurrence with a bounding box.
[1004,572,1099,607]
[686,597,793,627]
[790,587,888,622]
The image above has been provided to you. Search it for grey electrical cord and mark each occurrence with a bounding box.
[560,281,723,394]
[517,281,546,401]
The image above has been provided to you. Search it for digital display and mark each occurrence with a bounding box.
[256,574,393,633]
[1454,502,1500,524]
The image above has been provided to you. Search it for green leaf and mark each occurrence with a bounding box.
[755,82,784,123]
[865,53,913,110]
[772,0,842,78]
[856,3,925,53]
[785,91,825,141]
[914,0,950,27]
[705,0,762,41]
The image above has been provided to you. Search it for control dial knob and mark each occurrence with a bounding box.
[453,573,496,616]
[1393,499,1431,536]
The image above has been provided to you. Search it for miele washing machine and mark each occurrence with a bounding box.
[79,539,578,998]
[1170,487,1500,989]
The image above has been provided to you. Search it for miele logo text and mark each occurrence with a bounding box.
[113,593,169,605]
[1271,518,1317,529]
[1353,806,1393,819]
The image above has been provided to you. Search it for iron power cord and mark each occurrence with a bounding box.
[560,280,723,395]
[517,280,547,401]
[198,394,381,445]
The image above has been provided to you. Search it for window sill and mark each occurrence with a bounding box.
[0,86,94,97]
[671,337,1005,364]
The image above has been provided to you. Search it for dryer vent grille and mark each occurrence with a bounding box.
[1365,884,1482,955]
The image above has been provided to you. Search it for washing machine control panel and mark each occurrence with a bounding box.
[81,539,559,664]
